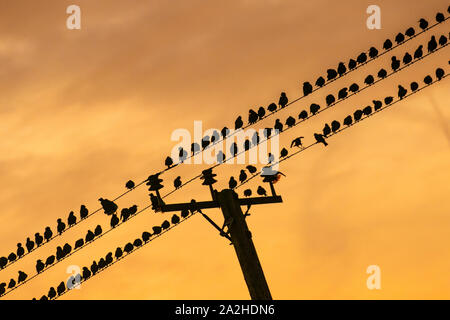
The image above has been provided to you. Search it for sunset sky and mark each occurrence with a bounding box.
[0,0,449,299]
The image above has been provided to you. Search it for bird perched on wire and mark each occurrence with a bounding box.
[357,52,367,64]
[303,82,313,96]
[280,148,288,158]
[291,137,304,148]
[363,106,372,116]
[436,12,444,23]
[310,103,320,115]
[349,83,359,93]
[173,176,182,189]
[373,100,383,111]
[57,218,66,235]
[322,123,331,137]
[171,214,180,224]
[246,165,257,174]
[315,76,325,87]
[338,87,348,100]
[161,220,170,230]
[67,211,77,227]
[44,227,53,242]
[115,247,124,258]
[124,243,134,253]
[85,230,95,243]
[83,267,92,280]
[383,39,393,50]
[267,153,275,164]
[267,102,277,113]
[248,109,258,124]
[331,120,340,133]
[337,62,346,77]
[348,58,357,70]
[26,237,34,253]
[424,75,433,85]
[178,147,187,162]
[257,106,266,119]
[395,32,405,44]
[369,47,378,59]
[35,233,43,247]
[8,279,16,289]
[354,109,363,121]
[343,115,353,126]
[36,260,45,273]
[391,56,400,72]
[327,68,337,80]
[229,177,238,189]
[74,238,84,249]
[16,243,24,258]
[299,110,308,120]
[428,36,437,53]
[110,214,119,229]
[377,68,387,79]
[80,205,88,220]
[244,189,252,197]
[201,136,210,150]
[419,18,428,30]
[0,257,7,269]
[410,82,419,91]
[405,27,415,37]
[239,170,247,183]
[230,142,238,156]
[274,119,283,133]
[45,255,55,267]
[18,271,27,284]
[99,198,118,216]
[191,142,200,156]
[279,92,288,108]
[257,186,267,196]
[384,96,394,105]
[398,85,407,99]
[91,261,99,275]
[221,127,230,138]
[165,156,174,169]
[94,225,102,237]
[252,131,260,145]
[235,116,243,130]
[414,45,423,59]
[263,128,272,139]
[285,116,296,128]
[326,94,335,106]
[364,75,375,86]
[439,35,447,46]
[436,68,445,80]
[314,133,328,146]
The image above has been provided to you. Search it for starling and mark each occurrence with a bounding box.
[267,103,277,113]
[343,115,353,126]
[165,156,173,168]
[377,68,387,78]
[44,227,53,242]
[364,75,375,85]
[383,39,393,50]
[74,238,84,249]
[405,27,415,37]
[315,76,325,87]
[327,68,337,80]
[439,35,448,46]
[142,232,151,242]
[326,94,335,106]
[363,106,372,116]
[244,189,252,197]
[427,36,437,53]
[248,109,258,124]
[246,165,257,174]
[403,52,412,64]
[26,237,34,253]
[354,110,363,121]
[48,287,57,299]
[337,62,346,76]
[45,255,55,267]
[174,176,182,189]
[373,100,383,111]
[410,82,419,91]
[16,243,24,258]
[303,82,313,96]
[391,56,400,72]
[171,214,180,224]
[80,205,88,220]
[323,123,331,136]
[18,271,27,283]
[36,260,45,273]
[436,12,445,23]
[384,96,394,105]
[299,110,308,119]
[235,116,243,130]
[274,119,283,133]
[436,68,445,80]
[348,58,357,70]
[314,133,328,146]
[124,243,134,254]
[398,85,407,99]
[57,218,66,235]
[229,177,238,189]
[280,148,288,158]
[369,47,378,59]
[110,213,119,228]
[257,106,266,119]
[285,116,296,128]
[338,87,348,99]
[221,127,230,138]
[357,52,367,64]
[349,83,359,92]
[290,137,304,148]
[419,18,428,30]
[395,32,405,44]
[67,211,77,227]
[85,230,95,242]
[239,170,247,183]
[257,186,267,196]
[279,92,288,108]
[331,120,340,132]
[414,45,423,59]
[35,233,43,247]
[133,238,143,247]
[310,103,320,115]
[424,75,433,85]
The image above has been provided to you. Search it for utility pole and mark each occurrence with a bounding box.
[150,168,282,300]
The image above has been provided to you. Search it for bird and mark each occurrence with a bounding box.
[201,137,210,151]
[94,225,102,236]
[349,83,359,93]
[74,238,84,249]
[326,94,335,106]
[115,247,123,259]
[82,267,91,280]
[235,116,243,130]
[436,68,445,80]
[410,82,419,91]
[384,96,394,105]
[8,279,16,289]
[36,260,45,273]
[414,45,423,59]
[62,243,71,257]
[44,227,53,242]
[124,243,134,254]
[354,109,363,121]
[363,106,372,116]
[171,214,180,224]
[348,59,357,70]
[142,231,152,242]
[57,281,66,296]
[357,52,367,64]
[391,56,400,72]
[133,238,144,247]
[439,35,448,46]
[165,156,173,168]
[85,230,95,242]
[424,75,433,85]
[419,18,428,30]
[257,186,267,196]
[239,170,247,183]
[57,218,66,235]
[403,52,412,64]
[280,148,288,158]
[45,255,55,267]
[274,119,283,133]
[405,27,415,37]
[105,252,113,265]
[67,211,77,227]
[0,257,7,269]
[436,12,445,23]
[395,32,405,44]
[216,151,225,164]
[221,127,230,138]
[98,198,118,216]
[257,106,266,119]
[303,82,313,96]
[191,142,200,155]
[98,258,106,269]
[16,243,24,258]
[110,213,119,228]
[267,103,277,113]
[299,110,308,119]
[338,87,348,100]
[35,233,43,247]
[8,252,16,262]
[291,137,304,148]
[398,85,407,99]
[285,116,295,127]
[48,287,56,299]
[369,47,378,59]
[315,76,325,87]
[211,130,220,144]
[230,142,238,156]
[18,271,27,283]
[364,75,375,85]
[56,246,64,261]
[428,36,437,53]
[331,120,340,132]
[314,133,328,146]
[383,39,393,50]
[178,147,187,162]
[0,283,5,295]
[263,128,272,139]
[243,189,252,197]
[252,131,260,145]
[377,68,387,78]
[327,68,337,80]
[174,176,182,189]
[91,261,99,275]
[80,205,88,220]
[279,92,288,108]
[245,110,258,126]
[25,238,34,253]
[373,100,383,111]
[322,123,331,136]
[229,177,237,189]
[337,62,346,76]
[161,220,170,230]
[343,115,353,126]
[310,103,320,115]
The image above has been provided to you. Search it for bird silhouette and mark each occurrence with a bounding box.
[331,120,340,132]
[384,96,394,105]
[357,52,367,64]
[165,156,173,168]
[398,85,407,99]
[383,39,393,50]
[327,68,338,81]
[8,279,16,289]
[405,27,415,37]
[230,142,238,156]
[235,116,243,130]
[424,75,433,85]
[369,47,378,59]
[395,32,405,44]
[267,103,277,113]
[142,231,152,243]
[121,208,131,222]
[171,214,180,224]
[274,119,283,133]
[105,252,113,265]
[326,94,335,106]
[314,133,328,146]
[82,267,91,280]
[98,257,107,268]
[373,100,383,111]
[56,246,64,261]
[338,87,348,99]
[436,12,445,23]
[419,18,428,30]
[36,260,45,273]
[348,59,357,70]
[57,282,65,296]
[354,109,363,121]
[124,243,134,253]
[285,116,296,127]
[221,127,230,138]
[337,62,346,76]
[115,247,123,259]
[280,148,288,158]
[16,243,24,258]
[173,176,182,189]
[315,76,325,87]
[257,186,267,196]
[0,257,7,269]
[201,137,210,150]
[35,233,43,247]
[80,205,88,220]
[410,82,419,91]
[364,75,375,85]
[63,243,72,257]
[18,271,27,283]
[99,198,118,216]
[110,214,119,228]
[343,115,353,126]
[309,103,320,115]
[403,52,412,64]
[439,35,448,46]
[303,82,313,96]
[45,255,55,267]
[211,130,220,143]
[322,123,331,136]
[436,68,445,80]
[349,83,359,92]
[8,252,16,262]
[239,170,247,183]
[299,110,308,119]
[267,153,275,164]
[48,287,56,299]
[190,142,200,156]
[85,230,95,242]
[94,225,102,237]
[57,218,66,235]
[279,92,288,108]
[181,208,189,218]
[391,56,400,72]
[363,106,372,116]
[216,150,226,164]
[248,109,258,125]
[252,131,260,145]
[44,227,53,242]
[74,238,84,249]
[414,45,423,59]
[263,128,272,139]
[161,220,170,230]
[291,137,304,148]
[428,36,437,52]
[244,189,252,197]
[229,177,238,189]
[90,261,99,275]
[178,147,187,162]
[377,68,387,78]
[26,238,34,253]
[245,165,256,174]
[257,106,266,119]
[67,211,77,227]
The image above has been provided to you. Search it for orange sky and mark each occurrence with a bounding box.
[0,0,449,299]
